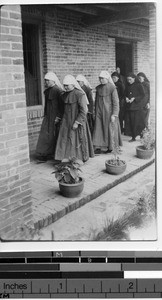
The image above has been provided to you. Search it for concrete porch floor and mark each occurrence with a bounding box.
[30,135,155,231]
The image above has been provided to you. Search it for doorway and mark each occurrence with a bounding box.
[22,22,42,107]
[116,41,133,77]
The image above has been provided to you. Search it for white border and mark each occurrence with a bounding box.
[0,0,161,253]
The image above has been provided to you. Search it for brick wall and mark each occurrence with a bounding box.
[0,5,33,239]
[27,109,44,154]
[134,40,150,77]
[43,6,150,87]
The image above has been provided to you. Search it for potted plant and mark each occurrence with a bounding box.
[52,157,84,198]
[136,126,155,159]
[105,122,127,175]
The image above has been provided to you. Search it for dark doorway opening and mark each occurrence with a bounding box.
[22,22,42,107]
[116,41,133,77]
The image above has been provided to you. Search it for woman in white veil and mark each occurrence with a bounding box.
[93,70,122,154]
[54,75,94,162]
[76,74,94,135]
[36,72,64,161]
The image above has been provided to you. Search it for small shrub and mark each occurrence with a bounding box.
[52,157,83,184]
[141,126,155,150]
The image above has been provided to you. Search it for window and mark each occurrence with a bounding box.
[22,22,42,107]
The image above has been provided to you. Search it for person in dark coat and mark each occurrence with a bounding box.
[93,70,122,154]
[124,73,145,142]
[36,72,64,161]
[112,71,125,133]
[116,67,126,90]
[76,74,94,136]
[54,75,94,162]
[137,72,150,129]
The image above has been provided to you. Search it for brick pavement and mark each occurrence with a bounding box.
[31,136,155,230]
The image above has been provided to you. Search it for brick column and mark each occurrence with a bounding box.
[149,4,156,129]
[0,5,33,239]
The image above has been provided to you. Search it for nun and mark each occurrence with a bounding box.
[93,70,122,154]
[54,75,94,162]
[76,74,94,135]
[36,72,64,161]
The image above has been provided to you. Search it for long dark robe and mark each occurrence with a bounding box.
[36,85,63,158]
[54,88,94,162]
[124,82,145,138]
[81,84,94,135]
[93,82,122,150]
[115,80,125,133]
[141,81,150,129]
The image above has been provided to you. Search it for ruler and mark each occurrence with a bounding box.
[0,251,162,298]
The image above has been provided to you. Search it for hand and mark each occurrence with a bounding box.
[146,103,150,109]
[72,122,78,130]
[55,117,60,124]
[111,115,115,123]
[130,97,135,103]
[126,97,130,103]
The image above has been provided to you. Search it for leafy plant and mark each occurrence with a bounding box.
[52,157,83,184]
[91,217,130,241]
[140,126,155,150]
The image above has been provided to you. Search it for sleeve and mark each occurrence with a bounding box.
[56,91,64,119]
[118,82,125,99]
[111,87,120,116]
[49,87,64,120]
[87,89,94,114]
[75,93,88,124]
[43,90,48,116]
[134,83,145,103]
[146,82,150,103]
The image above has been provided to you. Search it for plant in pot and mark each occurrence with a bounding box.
[52,157,84,198]
[136,126,155,159]
[105,122,126,175]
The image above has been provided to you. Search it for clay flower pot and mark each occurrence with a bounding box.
[105,159,127,175]
[59,177,84,198]
[136,145,154,159]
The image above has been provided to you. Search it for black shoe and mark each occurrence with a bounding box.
[94,148,101,154]
[102,149,112,153]
[129,138,136,142]
[106,149,112,153]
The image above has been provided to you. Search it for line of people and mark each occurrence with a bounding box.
[35,69,150,163]
[111,70,150,142]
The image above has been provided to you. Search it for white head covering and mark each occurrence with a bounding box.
[76,74,92,89]
[99,70,115,86]
[44,72,64,90]
[63,75,89,105]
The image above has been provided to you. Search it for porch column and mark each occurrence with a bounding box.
[0,5,33,239]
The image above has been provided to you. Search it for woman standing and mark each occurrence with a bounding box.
[137,72,150,129]
[76,74,94,135]
[36,72,64,161]
[111,71,125,133]
[54,75,94,162]
[93,70,122,154]
[124,73,145,142]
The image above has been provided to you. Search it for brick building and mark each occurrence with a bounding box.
[0,3,156,238]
